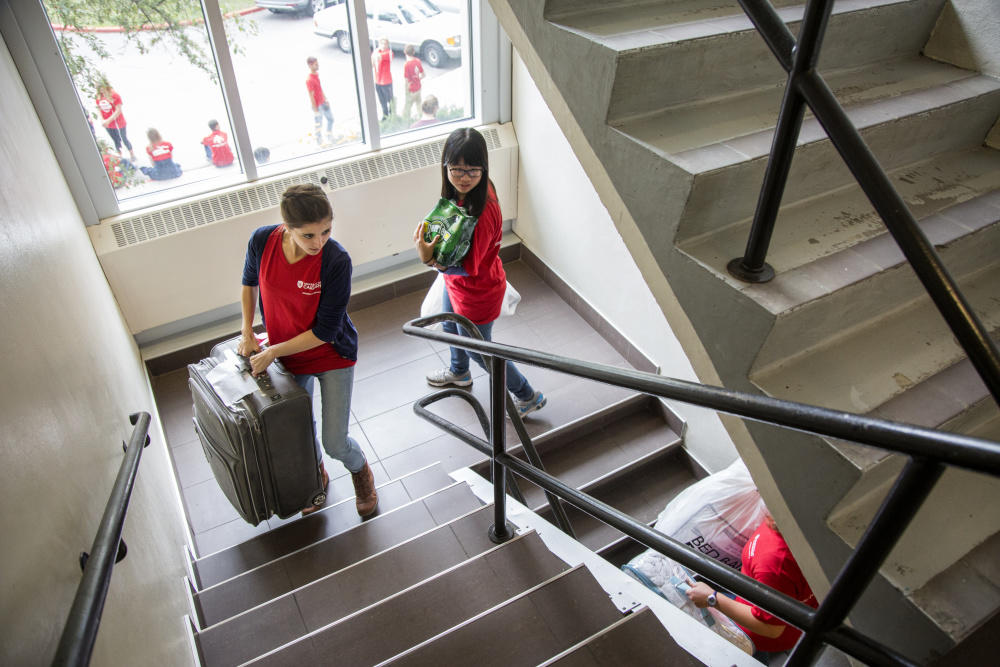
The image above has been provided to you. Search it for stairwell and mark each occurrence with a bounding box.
[488,0,1000,662]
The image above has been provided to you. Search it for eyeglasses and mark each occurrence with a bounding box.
[447,166,483,179]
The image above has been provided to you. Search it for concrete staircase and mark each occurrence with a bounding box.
[490,0,1000,661]
[184,394,762,665]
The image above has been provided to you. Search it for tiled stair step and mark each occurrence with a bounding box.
[598,0,942,122]
[537,448,699,553]
[677,79,1000,242]
[379,565,624,666]
[471,394,683,510]
[240,531,573,666]
[751,261,1000,415]
[195,505,555,667]
[191,462,453,589]
[192,481,483,628]
[682,148,1000,326]
[541,606,705,666]
[620,56,979,159]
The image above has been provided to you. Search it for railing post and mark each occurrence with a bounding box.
[786,456,945,666]
[728,0,834,283]
[487,355,514,543]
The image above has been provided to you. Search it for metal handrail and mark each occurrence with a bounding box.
[403,317,1000,666]
[411,313,576,538]
[728,0,1000,405]
[52,413,151,667]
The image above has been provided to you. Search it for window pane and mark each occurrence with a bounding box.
[367,0,472,138]
[42,1,246,210]
[223,2,365,177]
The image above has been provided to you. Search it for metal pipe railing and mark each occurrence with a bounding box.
[403,318,1000,665]
[731,0,1000,404]
[52,412,151,667]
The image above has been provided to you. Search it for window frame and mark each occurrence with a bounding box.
[0,0,509,225]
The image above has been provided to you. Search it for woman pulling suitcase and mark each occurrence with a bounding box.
[238,184,378,517]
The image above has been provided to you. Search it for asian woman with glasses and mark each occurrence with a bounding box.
[413,128,547,418]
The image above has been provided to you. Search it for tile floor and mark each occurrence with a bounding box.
[152,261,636,557]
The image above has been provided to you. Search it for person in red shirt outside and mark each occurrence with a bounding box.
[372,38,394,120]
[410,95,440,129]
[687,515,819,661]
[413,128,547,418]
[95,79,136,161]
[305,57,335,146]
[401,44,425,121]
[139,128,182,181]
[238,184,378,517]
[202,120,235,167]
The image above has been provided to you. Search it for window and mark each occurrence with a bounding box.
[2,0,502,222]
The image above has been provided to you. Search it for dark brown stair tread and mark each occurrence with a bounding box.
[193,463,453,588]
[539,452,698,551]
[196,505,531,667]
[381,565,623,666]
[243,531,571,666]
[194,482,482,627]
[545,607,705,666]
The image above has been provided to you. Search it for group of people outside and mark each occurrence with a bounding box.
[238,127,545,519]
[95,79,234,187]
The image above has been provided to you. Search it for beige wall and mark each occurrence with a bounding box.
[0,38,194,666]
[510,54,739,472]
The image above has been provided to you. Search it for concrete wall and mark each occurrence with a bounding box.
[925,0,1000,77]
[510,53,739,473]
[0,38,194,667]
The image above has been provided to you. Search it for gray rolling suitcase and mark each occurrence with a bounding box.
[188,336,326,525]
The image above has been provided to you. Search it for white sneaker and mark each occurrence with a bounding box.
[426,368,473,387]
[513,391,546,417]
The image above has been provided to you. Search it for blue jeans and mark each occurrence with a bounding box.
[314,101,334,140]
[294,365,366,474]
[442,287,534,401]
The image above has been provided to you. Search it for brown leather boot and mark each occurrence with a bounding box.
[351,462,379,517]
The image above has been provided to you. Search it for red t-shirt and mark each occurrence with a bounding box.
[444,189,506,325]
[147,141,173,162]
[258,226,354,374]
[374,49,392,85]
[306,72,326,107]
[735,521,818,653]
[403,58,423,92]
[202,130,234,167]
[96,92,126,129]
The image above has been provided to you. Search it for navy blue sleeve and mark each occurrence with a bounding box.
[242,225,277,286]
[312,241,358,360]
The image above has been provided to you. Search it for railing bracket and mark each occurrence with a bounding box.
[727,257,775,283]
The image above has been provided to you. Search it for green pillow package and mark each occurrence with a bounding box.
[422,198,478,267]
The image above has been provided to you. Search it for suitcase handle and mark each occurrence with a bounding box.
[237,353,283,402]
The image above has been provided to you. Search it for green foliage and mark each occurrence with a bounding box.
[43,0,257,97]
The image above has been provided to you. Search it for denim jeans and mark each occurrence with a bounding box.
[294,365,366,474]
[314,101,334,140]
[442,286,534,401]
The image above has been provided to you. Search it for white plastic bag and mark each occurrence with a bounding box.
[500,281,521,317]
[420,273,520,326]
[420,273,446,330]
[651,458,769,569]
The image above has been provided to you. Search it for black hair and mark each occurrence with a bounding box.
[280,184,332,228]
[440,128,491,217]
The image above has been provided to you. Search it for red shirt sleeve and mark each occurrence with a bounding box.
[460,196,501,278]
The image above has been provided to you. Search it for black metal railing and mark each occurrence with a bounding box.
[52,412,152,667]
[404,314,1000,667]
[726,0,1000,405]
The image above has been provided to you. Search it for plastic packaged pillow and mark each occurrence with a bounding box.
[422,198,478,267]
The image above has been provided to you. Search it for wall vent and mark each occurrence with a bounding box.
[108,127,503,249]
